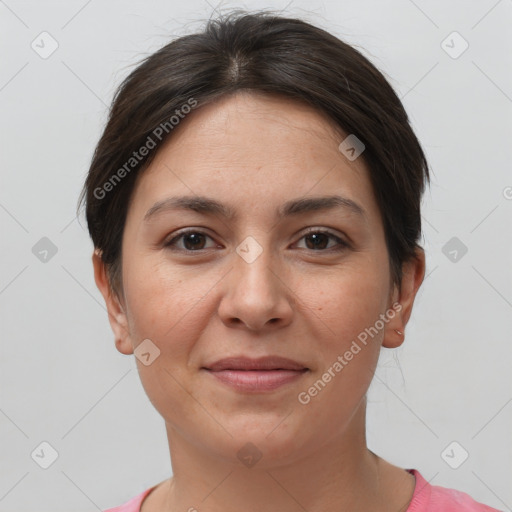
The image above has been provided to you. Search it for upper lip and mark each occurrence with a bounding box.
[204,356,308,371]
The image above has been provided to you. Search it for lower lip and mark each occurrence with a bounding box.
[204,369,308,392]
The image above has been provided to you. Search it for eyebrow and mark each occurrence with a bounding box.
[143,194,366,222]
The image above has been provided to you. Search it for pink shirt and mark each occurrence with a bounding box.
[103,469,502,511]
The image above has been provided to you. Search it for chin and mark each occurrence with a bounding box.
[205,417,313,468]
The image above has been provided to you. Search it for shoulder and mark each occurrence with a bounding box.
[406,469,502,511]
[103,486,156,512]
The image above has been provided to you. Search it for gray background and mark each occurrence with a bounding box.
[1,0,511,510]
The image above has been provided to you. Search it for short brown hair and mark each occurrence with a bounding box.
[78,9,430,299]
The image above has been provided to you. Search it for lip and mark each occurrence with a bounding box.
[202,356,309,393]
[205,369,308,392]
[204,356,308,372]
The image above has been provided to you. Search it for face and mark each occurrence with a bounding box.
[94,91,424,467]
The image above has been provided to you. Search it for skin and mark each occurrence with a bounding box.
[93,91,425,511]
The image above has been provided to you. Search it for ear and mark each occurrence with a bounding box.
[382,247,426,349]
[92,250,134,355]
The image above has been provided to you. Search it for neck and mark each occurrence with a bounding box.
[153,400,415,512]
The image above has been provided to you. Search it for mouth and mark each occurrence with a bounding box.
[203,355,308,372]
[202,356,309,392]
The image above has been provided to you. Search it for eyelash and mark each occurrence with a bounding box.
[164,228,349,253]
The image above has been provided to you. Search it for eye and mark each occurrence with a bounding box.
[295,229,349,252]
[164,229,217,251]
[164,228,349,253]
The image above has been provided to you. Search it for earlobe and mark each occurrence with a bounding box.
[92,250,134,355]
[382,248,426,349]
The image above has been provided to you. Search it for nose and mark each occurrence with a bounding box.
[217,240,294,332]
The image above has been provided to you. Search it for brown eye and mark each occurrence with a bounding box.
[296,230,349,252]
[165,230,216,251]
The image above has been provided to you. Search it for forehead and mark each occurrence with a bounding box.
[126,91,381,227]
[163,91,347,159]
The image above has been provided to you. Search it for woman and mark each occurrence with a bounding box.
[79,10,500,512]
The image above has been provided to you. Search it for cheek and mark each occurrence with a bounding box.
[123,255,196,334]
[302,259,389,348]
[292,270,387,441]
[122,265,212,422]
[121,258,225,376]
